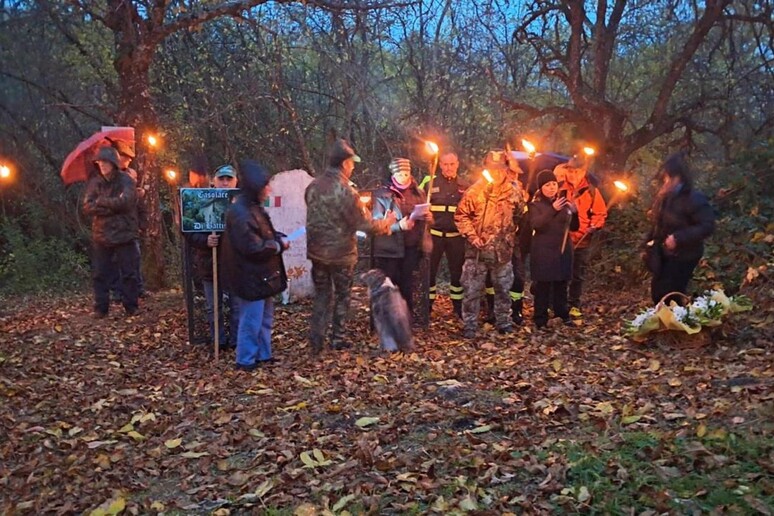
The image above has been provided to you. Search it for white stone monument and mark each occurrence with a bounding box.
[264,169,314,302]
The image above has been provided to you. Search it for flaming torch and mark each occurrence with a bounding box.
[475,169,496,261]
[164,168,178,184]
[608,179,630,209]
[0,161,13,217]
[424,140,440,203]
[521,138,538,194]
[146,134,160,149]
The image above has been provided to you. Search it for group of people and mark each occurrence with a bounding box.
[83,137,715,370]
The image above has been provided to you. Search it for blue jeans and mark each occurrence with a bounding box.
[235,296,274,366]
[203,280,240,347]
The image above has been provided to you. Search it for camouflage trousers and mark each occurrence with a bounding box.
[310,261,355,349]
[461,258,514,332]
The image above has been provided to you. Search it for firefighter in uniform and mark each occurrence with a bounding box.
[419,152,468,318]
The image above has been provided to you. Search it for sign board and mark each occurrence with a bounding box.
[180,188,239,232]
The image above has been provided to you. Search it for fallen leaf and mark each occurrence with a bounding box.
[621,415,641,425]
[332,493,356,512]
[88,495,126,516]
[355,416,379,428]
[164,438,182,449]
[470,425,492,434]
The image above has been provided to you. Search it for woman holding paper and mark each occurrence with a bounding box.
[371,158,431,315]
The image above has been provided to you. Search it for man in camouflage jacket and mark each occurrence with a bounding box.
[305,139,396,354]
[455,151,527,338]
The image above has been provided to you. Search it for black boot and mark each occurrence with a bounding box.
[484,294,495,324]
[452,299,462,319]
[511,299,523,325]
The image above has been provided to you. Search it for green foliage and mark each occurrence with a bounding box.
[0,223,89,296]
[554,431,774,513]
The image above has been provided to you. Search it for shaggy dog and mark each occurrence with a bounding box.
[361,269,414,353]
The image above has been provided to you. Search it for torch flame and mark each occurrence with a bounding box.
[521,139,536,154]
[146,134,159,147]
[359,193,371,205]
[482,169,494,184]
[165,169,177,182]
[425,141,439,155]
[0,164,10,179]
[614,180,629,192]
[583,146,596,156]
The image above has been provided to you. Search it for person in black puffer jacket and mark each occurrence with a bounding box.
[644,152,715,304]
[82,146,139,318]
[222,160,288,371]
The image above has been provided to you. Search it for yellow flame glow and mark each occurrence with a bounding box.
[0,165,11,179]
[482,169,494,183]
[425,141,439,155]
[165,169,177,182]
[583,146,596,156]
[359,194,371,204]
[147,135,159,147]
[614,180,629,192]
[521,139,536,154]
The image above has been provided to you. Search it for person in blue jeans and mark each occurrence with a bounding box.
[186,165,240,348]
[222,160,288,371]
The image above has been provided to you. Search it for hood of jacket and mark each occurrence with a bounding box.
[238,159,270,198]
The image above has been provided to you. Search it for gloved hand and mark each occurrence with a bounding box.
[399,217,414,231]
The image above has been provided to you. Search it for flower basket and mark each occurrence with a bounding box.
[624,289,752,347]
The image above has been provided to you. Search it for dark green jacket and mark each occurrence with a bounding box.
[305,166,392,266]
[82,171,138,246]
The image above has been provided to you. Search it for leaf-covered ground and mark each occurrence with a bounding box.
[1,286,772,515]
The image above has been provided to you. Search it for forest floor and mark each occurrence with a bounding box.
[1,285,772,515]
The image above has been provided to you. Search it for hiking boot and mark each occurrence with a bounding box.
[569,307,582,318]
[331,340,352,350]
[93,310,108,319]
[125,307,139,317]
[462,328,476,339]
[235,362,259,372]
[511,299,524,325]
[497,326,514,335]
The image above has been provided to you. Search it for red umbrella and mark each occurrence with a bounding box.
[60,127,135,185]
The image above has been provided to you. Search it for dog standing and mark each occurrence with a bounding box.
[361,269,414,353]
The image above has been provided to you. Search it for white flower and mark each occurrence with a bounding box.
[670,305,688,322]
[632,307,656,328]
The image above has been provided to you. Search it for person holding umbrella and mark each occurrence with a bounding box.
[82,146,140,318]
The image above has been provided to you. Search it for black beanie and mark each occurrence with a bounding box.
[537,169,558,189]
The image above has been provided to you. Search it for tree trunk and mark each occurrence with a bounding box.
[114,54,166,289]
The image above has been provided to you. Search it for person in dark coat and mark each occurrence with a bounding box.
[371,158,431,315]
[529,170,579,328]
[186,165,240,348]
[222,160,288,371]
[82,146,140,318]
[644,152,715,304]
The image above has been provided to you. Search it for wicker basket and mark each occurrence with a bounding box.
[652,329,711,349]
[649,291,711,349]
